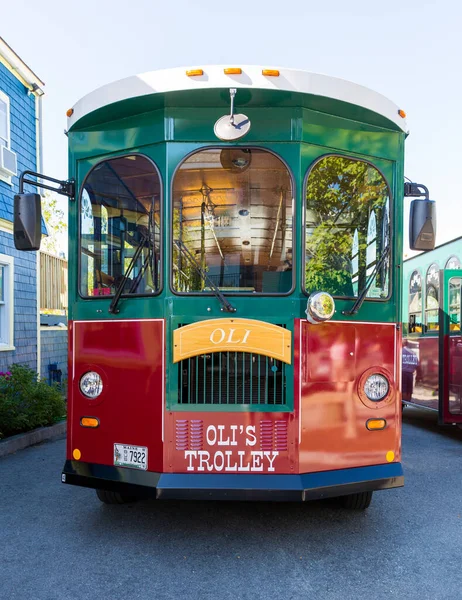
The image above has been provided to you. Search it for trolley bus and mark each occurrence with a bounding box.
[14,66,436,509]
[403,237,462,426]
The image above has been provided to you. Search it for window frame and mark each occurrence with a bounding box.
[0,253,15,351]
[445,255,461,270]
[77,152,164,300]
[0,90,12,185]
[169,146,296,298]
[408,268,423,335]
[302,153,393,302]
[424,262,440,332]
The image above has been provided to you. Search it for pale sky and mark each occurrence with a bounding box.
[3,0,461,255]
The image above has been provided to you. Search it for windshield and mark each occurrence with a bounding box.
[305,156,390,299]
[172,148,293,294]
[79,155,161,297]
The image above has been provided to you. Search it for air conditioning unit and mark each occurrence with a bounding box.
[0,145,17,177]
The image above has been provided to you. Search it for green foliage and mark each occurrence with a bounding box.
[0,365,66,439]
[41,192,68,256]
[305,156,389,296]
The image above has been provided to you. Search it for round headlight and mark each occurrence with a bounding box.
[364,374,389,401]
[79,371,103,399]
[306,292,335,324]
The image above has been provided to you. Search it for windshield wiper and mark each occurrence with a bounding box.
[109,232,148,314]
[342,245,390,316]
[174,240,236,313]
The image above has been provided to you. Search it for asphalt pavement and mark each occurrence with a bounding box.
[1,407,461,600]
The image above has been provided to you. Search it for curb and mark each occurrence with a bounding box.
[0,421,67,458]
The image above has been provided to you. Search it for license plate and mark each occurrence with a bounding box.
[114,444,148,470]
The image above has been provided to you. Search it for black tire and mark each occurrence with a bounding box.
[96,489,138,505]
[340,491,373,510]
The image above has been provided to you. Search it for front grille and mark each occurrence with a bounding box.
[178,351,287,406]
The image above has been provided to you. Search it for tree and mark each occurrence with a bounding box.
[305,156,389,297]
[40,192,67,257]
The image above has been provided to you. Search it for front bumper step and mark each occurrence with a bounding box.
[62,460,404,501]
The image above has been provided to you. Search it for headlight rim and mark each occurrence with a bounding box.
[79,370,104,399]
[357,367,394,409]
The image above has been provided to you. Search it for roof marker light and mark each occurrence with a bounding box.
[66,108,74,117]
[262,69,280,77]
[186,69,204,77]
[224,68,242,75]
[398,109,406,118]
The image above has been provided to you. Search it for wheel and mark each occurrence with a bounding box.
[340,491,373,510]
[96,489,138,504]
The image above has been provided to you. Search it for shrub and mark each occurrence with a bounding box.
[0,364,66,439]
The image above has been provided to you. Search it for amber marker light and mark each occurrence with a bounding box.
[262,69,280,77]
[186,69,204,77]
[224,68,242,75]
[73,449,81,460]
[80,417,100,428]
[366,418,387,431]
[398,109,406,118]
[66,108,74,117]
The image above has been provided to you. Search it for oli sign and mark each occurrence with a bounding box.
[184,424,279,472]
[173,318,292,364]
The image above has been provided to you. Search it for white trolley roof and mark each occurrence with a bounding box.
[68,65,407,132]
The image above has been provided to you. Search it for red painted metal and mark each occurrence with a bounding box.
[297,320,400,473]
[67,317,400,478]
[68,319,165,471]
[164,413,296,473]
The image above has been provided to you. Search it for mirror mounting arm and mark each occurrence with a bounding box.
[19,170,75,199]
[404,182,429,200]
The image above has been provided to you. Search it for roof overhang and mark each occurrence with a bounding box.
[0,37,45,96]
[68,65,407,133]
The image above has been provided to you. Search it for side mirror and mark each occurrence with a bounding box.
[409,199,436,251]
[14,193,42,251]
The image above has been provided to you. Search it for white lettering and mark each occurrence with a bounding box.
[229,425,238,446]
[185,451,197,471]
[214,451,225,471]
[251,451,264,471]
[210,328,226,344]
[217,424,231,446]
[245,425,257,446]
[225,450,238,471]
[237,451,251,472]
[206,425,217,446]
[242,330,251,344]
[226,328,241,343]
[264,451,279,472]
[197,450,211,471]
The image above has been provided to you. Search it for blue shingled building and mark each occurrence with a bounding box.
[0,37,45,373]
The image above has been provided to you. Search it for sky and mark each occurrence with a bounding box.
[3,0,461,257]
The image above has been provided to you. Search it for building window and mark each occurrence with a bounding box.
[0,90,12,184]
[425,263,440,332]
[409,270,422,333]
[0,253,14,350]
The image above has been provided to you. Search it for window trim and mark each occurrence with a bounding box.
[445,255,461,269]
[0,253,15,351]
[424,262,440,331]
[302,153,393,302]
[0,90,12,185]
[77,152,164,300]
[169,145,296,298]
[408,268,423,335]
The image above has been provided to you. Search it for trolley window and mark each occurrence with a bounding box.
[446,256,461,269]
[79,155,161,297]
[304,156,390,298]
[172,148,293,294]
[425,263,440,331]
[409,270,423,333]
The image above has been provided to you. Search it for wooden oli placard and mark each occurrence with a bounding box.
[173,318,292,364]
